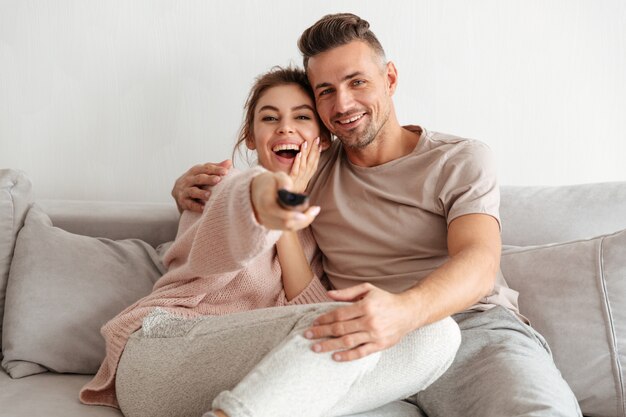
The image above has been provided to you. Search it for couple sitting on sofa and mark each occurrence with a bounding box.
[80,12,581,417]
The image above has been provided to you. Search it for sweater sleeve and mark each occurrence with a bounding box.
[276,276,333,305]
[186,167,283,276]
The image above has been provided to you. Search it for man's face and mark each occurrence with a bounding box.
[307,41,396,150]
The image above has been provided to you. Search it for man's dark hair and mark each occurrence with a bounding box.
[297,13,386,70]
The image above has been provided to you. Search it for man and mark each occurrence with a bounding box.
[174,13,581,417]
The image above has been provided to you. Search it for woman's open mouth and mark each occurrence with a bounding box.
[272,143,301,163]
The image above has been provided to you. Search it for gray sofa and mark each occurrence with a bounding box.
[1,168,625,417]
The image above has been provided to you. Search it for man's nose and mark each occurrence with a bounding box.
[334,88,355,114]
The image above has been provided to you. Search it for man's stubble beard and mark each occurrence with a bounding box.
[334,105,391,150]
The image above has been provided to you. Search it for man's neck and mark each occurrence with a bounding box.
[344,120,420,167]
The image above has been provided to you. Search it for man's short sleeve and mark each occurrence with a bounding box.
[437,140,500,228]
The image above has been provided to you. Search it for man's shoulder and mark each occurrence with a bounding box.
[416,128,492,158]
[422,128,484,147]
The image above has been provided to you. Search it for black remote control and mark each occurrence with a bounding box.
[277,189,309,210]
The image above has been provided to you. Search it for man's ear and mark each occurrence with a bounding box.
[386,61,399,95]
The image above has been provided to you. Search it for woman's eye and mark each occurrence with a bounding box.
[296,115,311,120]
[262,116,278,122]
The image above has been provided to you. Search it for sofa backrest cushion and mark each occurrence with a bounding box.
[1,204,165,378]
[0,169,32,359]
[500,182,626,246]
[37,200,179,247]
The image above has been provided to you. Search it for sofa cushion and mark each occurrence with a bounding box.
[0,169,32,359]
[37,199,179,248]
[1,204,165,378]
[0,370,123,416]
[501,228,626,417]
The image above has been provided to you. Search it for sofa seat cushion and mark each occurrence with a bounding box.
[0,370,122,416]
[501,228,626,417]
[1,205,165,378]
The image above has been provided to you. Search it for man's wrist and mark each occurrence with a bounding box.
[399,285,432,330]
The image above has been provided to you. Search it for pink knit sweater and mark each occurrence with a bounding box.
[80,167,332,408]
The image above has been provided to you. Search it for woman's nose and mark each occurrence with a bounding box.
[277,122,294,134]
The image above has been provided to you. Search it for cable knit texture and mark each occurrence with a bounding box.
[80,167,332,408]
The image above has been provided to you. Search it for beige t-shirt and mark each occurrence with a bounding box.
[308,125,520,314]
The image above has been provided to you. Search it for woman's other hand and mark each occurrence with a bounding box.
[289,137,321,194]
[171,160,232,213]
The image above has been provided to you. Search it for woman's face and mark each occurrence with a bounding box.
[248,84,321,174]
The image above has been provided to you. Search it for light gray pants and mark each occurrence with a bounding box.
[116,303,460,417]
[410,306,583,417]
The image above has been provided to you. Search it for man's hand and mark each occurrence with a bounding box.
[251,171,320,231]
[304,283,416,362]
[171,160,232,213]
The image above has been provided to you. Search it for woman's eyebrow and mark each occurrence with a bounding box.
[258,105,279,113]
[258,104,314,113]
[292,104,314,111]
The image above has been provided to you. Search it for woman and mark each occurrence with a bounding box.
[80,67,461,417]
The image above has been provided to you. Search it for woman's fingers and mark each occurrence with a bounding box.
[290,137,321,193]
[306,137,321,177]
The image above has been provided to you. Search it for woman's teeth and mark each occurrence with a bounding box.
[272,143,301,159]
[272,143,301,152]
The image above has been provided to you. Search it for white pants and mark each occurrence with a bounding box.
[116,303,460,417]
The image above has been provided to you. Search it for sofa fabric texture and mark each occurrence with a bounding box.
[500,182,626,246]
[1,205,165,378]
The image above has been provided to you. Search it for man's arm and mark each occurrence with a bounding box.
[171,160,232,213]
[304,213,501,362]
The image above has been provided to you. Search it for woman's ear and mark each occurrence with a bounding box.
[320,133,332,151]
[245,136,256,150]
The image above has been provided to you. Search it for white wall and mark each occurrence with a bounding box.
[1,0,624,202]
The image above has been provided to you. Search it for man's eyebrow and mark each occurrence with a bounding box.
[314,72,364,90]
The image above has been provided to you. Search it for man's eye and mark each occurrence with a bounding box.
[319,89,333,97]
[353,80,365,86]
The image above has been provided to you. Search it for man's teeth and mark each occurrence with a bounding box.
[338,114,364,125]
[272,144,301,152]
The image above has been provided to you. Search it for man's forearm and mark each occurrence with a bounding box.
[401,243,500,330]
